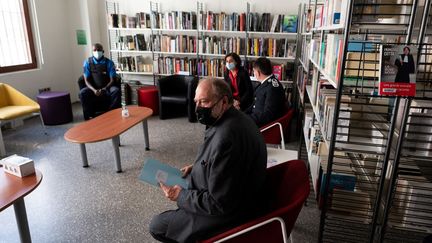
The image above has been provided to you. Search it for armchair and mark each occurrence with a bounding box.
[200,160,310,243]
[260,108,294,149]
[157,75,198,122]
[77,75,121,120]
[0,83,43,157]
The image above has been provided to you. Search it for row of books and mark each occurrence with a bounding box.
[247,38,295,58]
[155,57,225,77]
[108,13,151,29]
[118,56,153,73]
[199,11,246,31]
[309,37,380,84]
[150,35,296,58]
[117,55,292,81]
[313,0,348,28]
[201,36,245,56]
[107,11,298,33]
[152,11,197,30]
[114,34,150,51]
[305,112,359,213]
[152,35,197,53]
[248,13,298,33]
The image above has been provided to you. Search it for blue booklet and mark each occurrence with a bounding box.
[139,158,189,189]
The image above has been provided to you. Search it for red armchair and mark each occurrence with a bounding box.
[199,159,310,243]
[260,108,294,150]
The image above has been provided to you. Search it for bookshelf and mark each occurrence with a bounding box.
[296,0,432,241]
[105,1,299,104]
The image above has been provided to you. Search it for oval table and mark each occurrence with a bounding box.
[0,168,43,243]
[64,106,153,172]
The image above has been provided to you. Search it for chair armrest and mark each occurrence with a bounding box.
[260,122,285,150]
[205,217,288,243]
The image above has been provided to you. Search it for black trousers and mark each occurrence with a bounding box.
[79,86,121,120]
[149,210,179,243]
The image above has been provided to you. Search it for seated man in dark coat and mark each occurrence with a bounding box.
[149,78,267,243]
[79,43,121,120]
[245,57,287,127]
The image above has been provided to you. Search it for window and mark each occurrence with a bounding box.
[0,0,37,73]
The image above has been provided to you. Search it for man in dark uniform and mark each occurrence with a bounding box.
[245,57,286,127]
[79,43,121,120]
[149,78,267,243]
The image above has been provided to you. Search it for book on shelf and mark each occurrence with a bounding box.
[281,15,298,33]
[137,12,151,28]
[272,64,285,80]
[379,44,417,97]
[134,34,147,51]
[313,0,348,28]
[108,14,119,28]
[139,158,189,189]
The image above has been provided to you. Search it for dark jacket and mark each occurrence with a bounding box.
[246,75,286,127]
[166,107,267,242]
[395,54,415,83]
[224,67,254,111]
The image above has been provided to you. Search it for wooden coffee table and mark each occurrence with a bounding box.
[0,168,43,243]
[64,106,153,172]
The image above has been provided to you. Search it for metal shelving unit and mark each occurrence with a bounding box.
[296,0,432,241]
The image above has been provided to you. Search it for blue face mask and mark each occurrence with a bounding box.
[226,62,236,71]
[93,51,103,60]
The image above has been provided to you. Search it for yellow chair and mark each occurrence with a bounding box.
[0,83,44,157]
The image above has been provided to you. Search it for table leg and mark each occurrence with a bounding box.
[80,144,89,167]
[14,198,32,243]
[112,136,122,173]
[142,120,150,151]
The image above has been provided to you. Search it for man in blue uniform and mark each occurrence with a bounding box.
[149,78,267,243]
[79,43,121,120]
[245,57,286,127]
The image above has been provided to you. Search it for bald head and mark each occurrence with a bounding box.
[196,78,233,105]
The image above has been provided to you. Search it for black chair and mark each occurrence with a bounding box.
[77,75,121,119]
[157,75,198,122]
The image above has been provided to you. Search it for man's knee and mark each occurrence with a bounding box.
[79,87,93,100]
[149,214,166,236]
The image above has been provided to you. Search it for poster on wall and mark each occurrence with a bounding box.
[379,44,417,97]
[76,30,87,45]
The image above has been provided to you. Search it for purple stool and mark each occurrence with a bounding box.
[37,91,73,125]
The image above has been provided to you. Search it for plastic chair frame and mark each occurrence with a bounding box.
[260,122,285,150]
[214,217,289,243]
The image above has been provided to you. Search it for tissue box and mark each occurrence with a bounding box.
[0,154,35,177]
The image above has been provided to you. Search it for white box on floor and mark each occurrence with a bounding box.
[0,154,35,177]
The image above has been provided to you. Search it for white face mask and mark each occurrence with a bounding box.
[93,51,103,59]
[226,62,236,71]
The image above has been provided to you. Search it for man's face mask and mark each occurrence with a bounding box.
[93,51,103,60]
[195,98,223,126]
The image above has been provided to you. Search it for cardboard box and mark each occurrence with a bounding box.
[0,154,35,177]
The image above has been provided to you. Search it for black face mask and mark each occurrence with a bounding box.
[195,98,222,126]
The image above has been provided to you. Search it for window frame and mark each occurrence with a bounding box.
[0,0,37,74]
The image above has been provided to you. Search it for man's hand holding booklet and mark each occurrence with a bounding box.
[139,158,189,189]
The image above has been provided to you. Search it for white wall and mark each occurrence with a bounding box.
[0,0,303,102]
[0,0,77,101]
